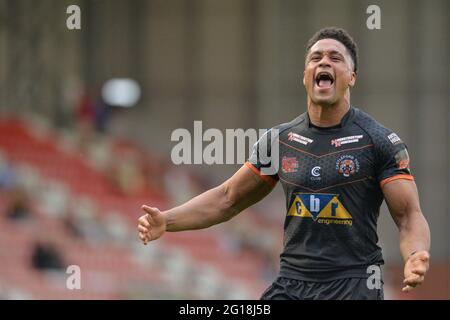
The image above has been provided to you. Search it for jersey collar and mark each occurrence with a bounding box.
[306,106,356,131]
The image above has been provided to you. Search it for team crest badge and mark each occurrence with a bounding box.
[336,155,360,177]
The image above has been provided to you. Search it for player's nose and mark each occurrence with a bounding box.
[318,57,331,68]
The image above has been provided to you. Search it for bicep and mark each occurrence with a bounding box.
[222,164,276,214]
[382,179,422,228]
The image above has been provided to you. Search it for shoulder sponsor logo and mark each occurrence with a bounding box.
[282,156,299,173]
[336,155,360,177]
[287,132,313,146]
[287,193,353,226]
[388,133,402,145]
[331,135,363,147]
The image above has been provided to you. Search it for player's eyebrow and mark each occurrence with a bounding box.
[308,50,345,58]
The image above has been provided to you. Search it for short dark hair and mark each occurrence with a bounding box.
[306,27,358,73]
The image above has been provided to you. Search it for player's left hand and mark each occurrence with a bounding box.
[402,250,430,293]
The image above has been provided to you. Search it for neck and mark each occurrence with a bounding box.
[307,93,351,127]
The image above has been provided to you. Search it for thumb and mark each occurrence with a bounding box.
[142,205,165,224]
[142,205,160,215]
[416,251,430,261]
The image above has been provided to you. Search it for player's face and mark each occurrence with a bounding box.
[303,39,356,106]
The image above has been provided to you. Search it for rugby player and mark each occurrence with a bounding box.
[137,27,430,300]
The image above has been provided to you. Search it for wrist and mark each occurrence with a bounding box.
[404,250,419,263]
[406,249,429,262]
[162,210,172,232]
[409,251,418,257]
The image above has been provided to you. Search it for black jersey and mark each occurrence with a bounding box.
[247,107,413,281]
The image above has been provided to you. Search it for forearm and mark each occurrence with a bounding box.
[398,210,431,262]
[163,184,237,232]
[160,165,273,232]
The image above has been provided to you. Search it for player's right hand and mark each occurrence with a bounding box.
[137,205,166,245]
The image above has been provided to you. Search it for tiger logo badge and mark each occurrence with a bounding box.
[336,155,360,177]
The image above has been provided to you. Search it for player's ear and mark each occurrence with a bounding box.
[349,71,356,88]
[302,70,306,86]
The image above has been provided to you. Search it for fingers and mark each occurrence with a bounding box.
[402,274,425,293]
[138,214,153,244]
[145,214,155,226]
[138,232,148,244]
[411,266,427,276]
[402,279,423,293]
[138,225,148,233]
[404,274,424,286]
[402,285,415,293]
[139,216,151,228]
[139,228,154,243]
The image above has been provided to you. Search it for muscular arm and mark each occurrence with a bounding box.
[383,179,430,261]
[382,179,431,291]
[137,164,275,243]
[164,165,275,231]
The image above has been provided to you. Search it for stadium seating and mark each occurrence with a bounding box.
[0,116,271,299]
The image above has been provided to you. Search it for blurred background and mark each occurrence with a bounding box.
[0,0,448,299]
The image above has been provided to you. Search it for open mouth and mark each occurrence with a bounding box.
[315,71,334,88]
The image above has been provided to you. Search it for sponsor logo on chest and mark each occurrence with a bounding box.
[310,166,321,181]
[282,156,299,173]
[287,193,353,225]
[287,132,313,146]
[331,135,363,147]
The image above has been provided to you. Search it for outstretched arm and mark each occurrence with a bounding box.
[382,179,431,292]
[138,164,275,243]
